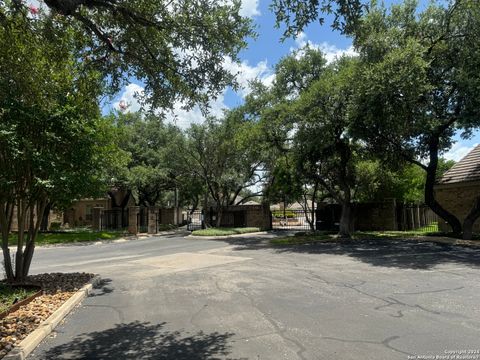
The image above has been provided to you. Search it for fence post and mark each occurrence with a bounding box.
[92,207,103,231]
[128,206,140,234]
[148,206,157,234]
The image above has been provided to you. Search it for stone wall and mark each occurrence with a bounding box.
[158,208,182,225]
[353,199,398,231]
[64,198,110,227]
[214,205,271,230]
[10,208,63,232]
[435,181,480,233]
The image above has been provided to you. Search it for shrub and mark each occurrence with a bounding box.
[272,210,297,219]
[49,222,62,231]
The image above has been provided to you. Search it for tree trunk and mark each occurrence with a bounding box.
[338,201,352,238]
[0,202,15,282]
[424,140,462,235]
[40,202,52,231]
[311,182,318,232]
[14,199,28,283]
[216,206,223,227]
[462,196,480,240]
[2,246,14,282]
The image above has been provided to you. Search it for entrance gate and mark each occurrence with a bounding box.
[271,209,314,231]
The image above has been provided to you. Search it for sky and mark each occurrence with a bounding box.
[31,0,479,162]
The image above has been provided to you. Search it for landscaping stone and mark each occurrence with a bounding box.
[0,273,94,358]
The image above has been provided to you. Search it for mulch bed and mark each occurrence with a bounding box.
[0,273,94,358]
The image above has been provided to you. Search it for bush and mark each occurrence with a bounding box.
[272,210,297,219]
[49,222,62,231]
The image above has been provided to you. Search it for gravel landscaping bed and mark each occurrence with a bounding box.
[0,273,94,358]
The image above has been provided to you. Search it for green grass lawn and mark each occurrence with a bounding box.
[8,230,124,246]
[0,284,37,313]
[192,227,261,236]
[271,232,334,245]
[157,224,178,232]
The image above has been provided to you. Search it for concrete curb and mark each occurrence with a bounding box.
[187,231,270,240]
[25,230,188,251]
[406,236,480,248]
[4,275,101,360]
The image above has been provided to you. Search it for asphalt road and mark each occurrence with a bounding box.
[27,232,480,360]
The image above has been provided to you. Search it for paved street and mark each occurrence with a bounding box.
[27,232,480,360]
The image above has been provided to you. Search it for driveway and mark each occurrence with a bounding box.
[27,232,480,359]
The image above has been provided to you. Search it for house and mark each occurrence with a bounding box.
[63,197,112,227]
[435,145,480,233]
[64,189,134,227]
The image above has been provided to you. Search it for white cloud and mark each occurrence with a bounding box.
[222,0,260,17]
[294,32,308,47]
[238,0,260,17]
[317,43,357,64]
[113,83,145,113]
[113,83,227,129]
[223,57,273,97]
[444,143,478,162]
[293,32,357,64]
[163,93,227,129]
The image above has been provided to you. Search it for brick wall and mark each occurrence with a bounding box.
[64,198,110,226]
[435,181,480,232]
[10,207,64,232]
[215,205,271,230]
[354,199,398,231]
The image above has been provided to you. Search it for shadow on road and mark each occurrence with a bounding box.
[215,235,480,270]
[89,278,114,297]
[40,321,242,360]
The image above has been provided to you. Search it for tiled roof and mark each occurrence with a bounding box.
[439,145,480,184]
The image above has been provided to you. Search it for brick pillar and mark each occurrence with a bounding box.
[92,207,103,231]
[148,207,157,234]
[128,206,140,234]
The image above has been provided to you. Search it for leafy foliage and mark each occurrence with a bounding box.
[0,0,254,111]
[114,112,182,206]
[271,0,366,38]
[0,10,127,282]
[181,112,265,224]
[351,0,480,237]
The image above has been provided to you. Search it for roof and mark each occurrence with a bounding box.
[241,200,261,206]
[439,144,480,185]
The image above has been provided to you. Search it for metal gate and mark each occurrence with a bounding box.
[397,204,439,232]
[187,210,202,231]
[101,209,129,231]
[137,207,148,233]
[271,209,314,230]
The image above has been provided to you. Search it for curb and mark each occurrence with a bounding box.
[25,230,188,250]
[4,276,101,360]
[408,236,480,248]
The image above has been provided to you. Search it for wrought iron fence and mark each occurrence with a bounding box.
[101,209,129,231]
[271,209,314,231]
[397,204,439,232]
[187,210,203,231]
[137,207,148,233]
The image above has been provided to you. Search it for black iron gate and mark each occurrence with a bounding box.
[101,209,129,231]
[397,204,439,232]
[187,210,203,231]
[271,209,314,230]
[137,207,148,233]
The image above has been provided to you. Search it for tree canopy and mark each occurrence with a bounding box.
[351,0,480,237]
[0,8,127,282]
[1,0,254,110]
